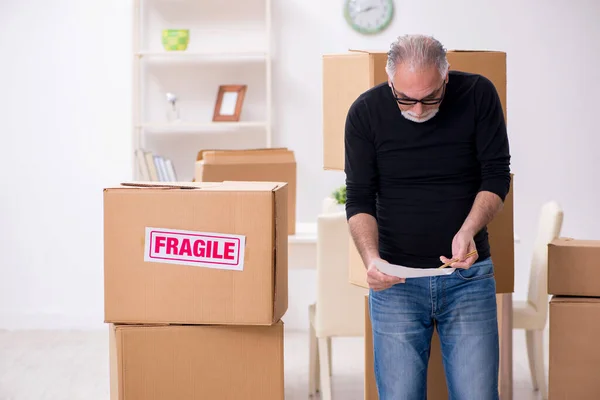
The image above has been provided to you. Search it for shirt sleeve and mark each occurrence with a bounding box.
[474,76,512,202]
[344,97,378,220]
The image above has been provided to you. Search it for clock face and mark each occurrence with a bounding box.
[344,0,394,35]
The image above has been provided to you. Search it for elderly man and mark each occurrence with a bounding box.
[344,34,511,399]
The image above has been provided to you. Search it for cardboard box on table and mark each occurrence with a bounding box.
[547,239,600,398]
[194,148,297,234]
[103,181,289,326]
[322,50,514,399]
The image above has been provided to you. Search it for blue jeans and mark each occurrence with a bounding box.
[369,257,499,400]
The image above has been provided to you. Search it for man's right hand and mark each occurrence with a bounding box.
[366,258,405,291]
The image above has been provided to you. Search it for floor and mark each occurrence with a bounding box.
[0,328,548,400]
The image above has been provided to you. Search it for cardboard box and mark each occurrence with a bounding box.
[548,238,600,297]
[322,49,507,171]
[349,175,514,293]
[446,51,506,120]
[322,50,388,170]
[364,294,511,399]
[549,296,600,399]
[195,148,297,234]
[109,321,284,400]
[103,181,288,326]
[324,49,514,293]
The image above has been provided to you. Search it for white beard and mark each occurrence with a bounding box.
[401,108,439,123]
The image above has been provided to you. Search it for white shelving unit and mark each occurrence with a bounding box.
[131,0,273,181]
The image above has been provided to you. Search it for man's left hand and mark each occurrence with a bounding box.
[440,230,479,269]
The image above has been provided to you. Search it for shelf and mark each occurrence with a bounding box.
[132,0,273,179]
[136,51,268,62]
[138,121,268,133]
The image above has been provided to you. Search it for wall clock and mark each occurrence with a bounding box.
[344,0,394,35]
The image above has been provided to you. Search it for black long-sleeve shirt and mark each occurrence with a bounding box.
[344,71,511,269]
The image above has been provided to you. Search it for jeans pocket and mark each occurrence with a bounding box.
[455,258,495,281]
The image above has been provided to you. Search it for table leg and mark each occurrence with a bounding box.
[498,293,513,400]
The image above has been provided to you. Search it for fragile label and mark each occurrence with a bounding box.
[144,227,246,271]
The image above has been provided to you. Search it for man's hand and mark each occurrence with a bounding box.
[440,230,479,269]
[366,258,405,291]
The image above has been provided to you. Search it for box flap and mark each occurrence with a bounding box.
[549,237,600,248]
[323,49,387,58]
[272,183,289,322]
[447,49,505,54]
[197,148,295,165]
[107,181,285,192]
[551,296,600,304]
[348,49,388,55]
[117,181,220,189]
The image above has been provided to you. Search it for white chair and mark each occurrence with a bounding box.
[308,210,369,400]
[513,201,563,400]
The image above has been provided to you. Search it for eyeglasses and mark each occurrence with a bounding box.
[390,81,446,106]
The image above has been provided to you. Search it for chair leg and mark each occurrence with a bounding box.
[308,308,319,396]
[327,336,333,376]
[318,337,332,400]
[533,329,547,399]
[525,330,538,391]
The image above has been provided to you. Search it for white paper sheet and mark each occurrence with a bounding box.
[374,259,455,278]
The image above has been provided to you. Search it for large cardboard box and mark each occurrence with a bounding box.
[109,321,284,400]
[103,181,288,326]
[364,294,511,399]
[322,50,388,171]
[549,297,600,399]
[324,49,514,293]
[195,148,297,234]
[322,49,507,171]
[548,238,600,297]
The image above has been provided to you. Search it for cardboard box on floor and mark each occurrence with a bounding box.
[549,296,600,399]
[103,181,288,326]
[548,238,600,297]
[194,148,297,234]
[323,49,514,293]
[363,294,511,399]
[109,322,284,400]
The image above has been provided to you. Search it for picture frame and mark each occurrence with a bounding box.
[213,84,247,122]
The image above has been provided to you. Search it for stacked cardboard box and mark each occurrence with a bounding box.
[194,148,297,234]
[548,238,600,399]
[322,50,514,399]
[103,180,288,399]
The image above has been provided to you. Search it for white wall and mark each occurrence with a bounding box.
[1,0,599,330]
[0,1,132,329]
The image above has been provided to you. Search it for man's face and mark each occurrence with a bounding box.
[389,64,447,123]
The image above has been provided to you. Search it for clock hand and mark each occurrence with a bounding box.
[358,6,377,13]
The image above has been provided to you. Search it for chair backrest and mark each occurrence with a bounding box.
[321,196,344,214]
[527,201,564,320]
[315,211,368,337]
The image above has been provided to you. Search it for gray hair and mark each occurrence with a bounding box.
[385,34,449,79]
